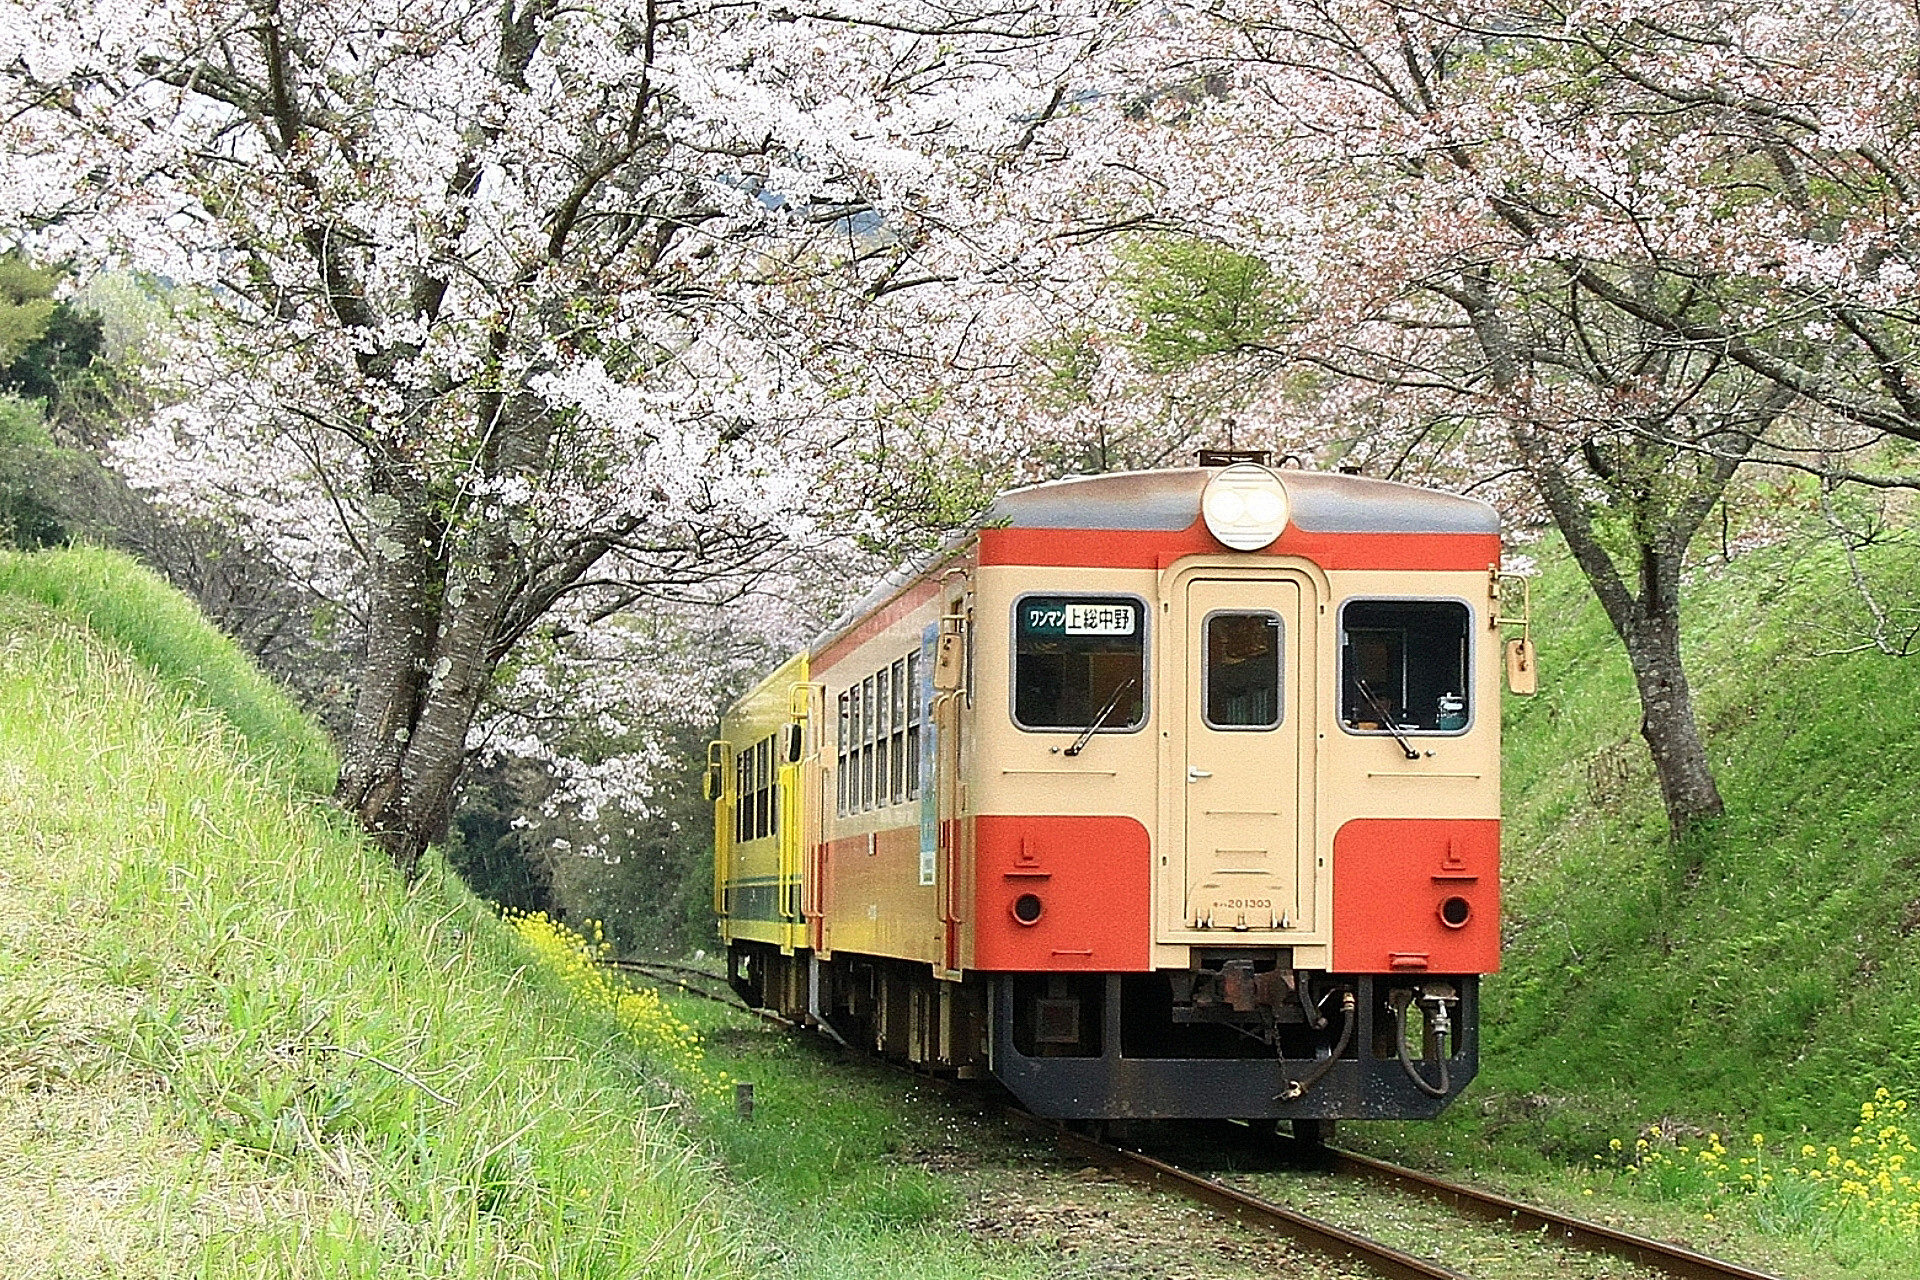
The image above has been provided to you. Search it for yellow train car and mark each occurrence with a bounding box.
[711,458,1532,1122]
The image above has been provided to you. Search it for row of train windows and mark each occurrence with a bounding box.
[836,651,922,816]
[733,731,779,843]
[1013,594,1472,735]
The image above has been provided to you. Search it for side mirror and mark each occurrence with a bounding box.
[704,740,727,801]
[1505,638,1538,696]
[702,766,721,801]
[932,614,965,692]
[783,721,803,764]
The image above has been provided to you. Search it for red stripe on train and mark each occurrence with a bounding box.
[979,520,1500,572]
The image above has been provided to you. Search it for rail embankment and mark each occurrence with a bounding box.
[0,547,742,1277]
[1373,536,1920,1274]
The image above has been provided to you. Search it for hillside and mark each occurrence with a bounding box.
[1347,535,1920,1271]
[0,548,740,1278]
[1489,537,1920,1144]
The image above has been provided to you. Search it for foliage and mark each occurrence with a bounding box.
[0,566,743,1278]
[0,396,66,548]
[526,720,728,958]
[1116,235,1287,373]
[1595,1092,1920,1247]
[0,251,57,363]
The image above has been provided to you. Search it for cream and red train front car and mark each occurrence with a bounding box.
[714,463,1512,1121]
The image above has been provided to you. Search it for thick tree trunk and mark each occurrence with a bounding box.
[335,468,443,829]
[337,520,511,877]
[1620,606,1722,839]
[335,407,553,877]
[1620,560,1728,840]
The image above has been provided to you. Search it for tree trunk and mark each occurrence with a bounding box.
[1517,429,1731,840]
[335,467,443,833]
[1618,567,1724,840]
[335,407,552,878]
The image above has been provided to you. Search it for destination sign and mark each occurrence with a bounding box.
[1021,598,1138,637]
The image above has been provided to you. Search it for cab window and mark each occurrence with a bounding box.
[1013,595,1146,732]
[1340,599,1471,733]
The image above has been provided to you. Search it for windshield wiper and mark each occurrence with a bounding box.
[1356,678,1420,760]
[1065,678,1138,757]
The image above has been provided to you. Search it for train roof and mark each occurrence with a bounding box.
[987,467,1498,535]
[795,468,1499,673]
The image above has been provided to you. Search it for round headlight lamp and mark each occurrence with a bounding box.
[1202,463,1290,551]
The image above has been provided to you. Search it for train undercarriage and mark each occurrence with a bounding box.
[727,942,1477,1121]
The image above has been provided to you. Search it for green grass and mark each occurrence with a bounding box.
[0,546,335,792]
[0,561,743,1277]
[1357,534,1920,1275]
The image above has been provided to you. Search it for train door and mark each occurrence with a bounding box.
[1178,576,1310,932]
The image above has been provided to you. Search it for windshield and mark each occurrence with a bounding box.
[1013,595,1147,732]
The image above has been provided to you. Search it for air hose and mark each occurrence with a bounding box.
[1277,990,1355,1100]
[1392,992,1451,1098]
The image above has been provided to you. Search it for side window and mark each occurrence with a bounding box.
[1013,596,1146,732]
[889,657,907,804]
[861,675,876,810]
[836,690,849,816]
[1340,599,1471,733]
[875,665,892,809]
[1205,612,1282,729]
[905,650,921,800]
[754,736,769,838]
[756,729,771,840]
[734,748,747,843]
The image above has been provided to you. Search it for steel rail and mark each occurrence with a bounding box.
[1044,1125,1470,1280]
[1308,1144,1786,1280]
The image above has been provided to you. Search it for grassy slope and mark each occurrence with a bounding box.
[1365,536,1920,1176]
[0,547,739,1278]
[0,548,336,794]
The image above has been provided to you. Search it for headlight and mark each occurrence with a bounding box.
[1202,463,1290,551]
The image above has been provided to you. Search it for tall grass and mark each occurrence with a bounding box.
[0,578,742,1277]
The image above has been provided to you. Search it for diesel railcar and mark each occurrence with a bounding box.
[708,458,1533,1122]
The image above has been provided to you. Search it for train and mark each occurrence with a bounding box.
[708,454,1534,1126]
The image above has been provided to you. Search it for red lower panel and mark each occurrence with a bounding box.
[1331,818,1501,974]
[972,815,1152,972]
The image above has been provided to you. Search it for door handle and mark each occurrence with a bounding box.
[1187,767,1213,782]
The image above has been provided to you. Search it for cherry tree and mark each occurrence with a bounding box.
[0,0,1114,873]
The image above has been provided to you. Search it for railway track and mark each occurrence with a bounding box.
[607,959,1783,1280]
